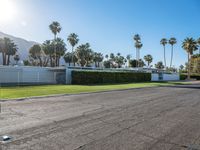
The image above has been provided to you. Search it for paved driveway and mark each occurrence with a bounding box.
[0,84,200,150]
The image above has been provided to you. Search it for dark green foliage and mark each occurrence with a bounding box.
[72,70,151,85]
[180,74,187,80]
[180,74,200,80]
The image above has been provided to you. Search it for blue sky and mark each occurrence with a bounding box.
[0,0,200,67]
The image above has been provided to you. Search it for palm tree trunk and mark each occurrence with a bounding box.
[2,52,6,65]
[54,34,57,67]
[7,55,10,65]
[188,53,191,80]
[164,45,166,68]
[136,48,138,68]
[72,46,74,66]
[170,45,173,68]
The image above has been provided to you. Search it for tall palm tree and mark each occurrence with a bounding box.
[67,33,79,66]
[49,21,62,39]
[160,38,168,68]
[144,54,153,67]
[197,37,200,54]
[49,21,62,66]
[133,34,142,67]
[169,37,177,68]
[182,37,198,79]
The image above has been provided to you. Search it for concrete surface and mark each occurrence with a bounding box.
[0,84,200,150]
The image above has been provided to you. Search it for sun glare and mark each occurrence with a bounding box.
[0,0,16,23]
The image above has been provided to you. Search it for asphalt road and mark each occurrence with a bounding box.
[0,84,200,150]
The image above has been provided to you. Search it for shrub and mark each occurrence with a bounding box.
[71,70,151,85]
[180,74,200,80]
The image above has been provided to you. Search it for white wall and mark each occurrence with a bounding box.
[163,73,180,81]
[0,66,60,84]
[151,73,180,81]
[151,73,159,81]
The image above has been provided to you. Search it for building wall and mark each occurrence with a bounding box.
[0,66,61,85]
[151,73,180,81]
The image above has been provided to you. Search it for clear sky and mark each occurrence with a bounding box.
[0,0,199,67]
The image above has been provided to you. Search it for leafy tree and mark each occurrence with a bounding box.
[169,37,177,68]
[160,38,168,68]
[144,54,153,67]
[67,33,79,66]
[182,37,198,79]
[155,61,164,69]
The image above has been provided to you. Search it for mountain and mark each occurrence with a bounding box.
[0,31,38,64]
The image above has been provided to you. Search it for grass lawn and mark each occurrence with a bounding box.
[0,82,188,100]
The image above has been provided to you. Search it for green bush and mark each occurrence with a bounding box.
[180,74,187,80]
[71,70,151,85]
[180,74,200,80]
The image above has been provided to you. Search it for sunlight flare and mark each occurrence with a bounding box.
[0,0,16,23]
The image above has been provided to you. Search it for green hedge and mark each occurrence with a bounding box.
[180,74,200,80]
[71,70,151,84]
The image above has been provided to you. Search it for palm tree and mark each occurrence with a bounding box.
[160,38,168,68]
[42,40,54,67]
[0,38,17,65]
[52,38,66,66]
[133,34,142,67]
[126,54,131,67]
[105,54,109,59]
[134,42,143,67]
[155,61,164,69]
[67,33,79,66]
[14,54,20,65]
[29,44,42,66]
[144,54,153,67]
[49,21,62,39]
[182,37,198,79]
[169,37,177,68]
[75,43,93,67]
[197,37,200,54]
[64,52,72,66]
[49,21,62,66]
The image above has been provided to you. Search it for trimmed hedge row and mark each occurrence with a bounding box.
[180,74,200,80]
[71,70,151,85]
